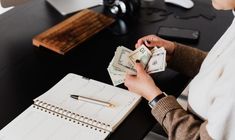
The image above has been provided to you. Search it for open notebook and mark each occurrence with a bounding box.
[0,73,141,140]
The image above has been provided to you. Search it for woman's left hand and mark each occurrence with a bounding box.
[124,61,162,101]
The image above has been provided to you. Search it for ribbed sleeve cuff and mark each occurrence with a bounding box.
[151,96,182,126]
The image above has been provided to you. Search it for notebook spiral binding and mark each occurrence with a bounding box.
[33,100,111,133]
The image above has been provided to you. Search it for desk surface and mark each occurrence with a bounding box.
[0,0,233,139]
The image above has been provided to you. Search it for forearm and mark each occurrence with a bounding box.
[168,43,208,78]
[151,96,212,140]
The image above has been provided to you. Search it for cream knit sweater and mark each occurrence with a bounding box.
[151,12,235,140]
[189,14,235,139]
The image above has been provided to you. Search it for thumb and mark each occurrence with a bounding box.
[144,40,152,47]
[135,60,146,76]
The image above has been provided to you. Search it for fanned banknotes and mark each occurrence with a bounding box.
[107,45,166,86]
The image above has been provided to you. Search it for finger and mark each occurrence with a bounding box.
[126,70,135,76]
[124,74,136,87]
[125,71,137,79]
[143,35,159,47]
[125,73,131,81]
[136,35,154,48]
[136,35,161,48]
[135,60,146,76]
[135,39,144,48]
[136,40,151,48]
[143,40,151,47]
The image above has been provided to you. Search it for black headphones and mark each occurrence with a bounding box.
[103,0,140,18]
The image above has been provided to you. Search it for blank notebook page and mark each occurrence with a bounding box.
[0,105,109,140]
[0,73,141,140]
[34,73,141,131]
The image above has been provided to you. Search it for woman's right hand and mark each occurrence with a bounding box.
[135,35,176,61]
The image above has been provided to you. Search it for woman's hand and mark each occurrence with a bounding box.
[135,35,176,61]
[124,61,162,101]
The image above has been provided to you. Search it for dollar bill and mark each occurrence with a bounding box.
[128,45,152,68]
[107,57,125,86]
[146,47,166,73]
[112,46,136,74]
[107,45,166,86]
[107,67,125,86]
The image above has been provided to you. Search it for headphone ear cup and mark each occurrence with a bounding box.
[118,1,127,14]
[122,0,140,16]
[103,0,140,17]
[110,5,119,15]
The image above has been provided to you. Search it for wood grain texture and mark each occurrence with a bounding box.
[33,9,115,55]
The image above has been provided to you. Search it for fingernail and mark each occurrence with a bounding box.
[145,40,150,44]
[144,40,148,46]
[136,60,140,63]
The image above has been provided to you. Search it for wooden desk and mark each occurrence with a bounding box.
[0,0,233,139]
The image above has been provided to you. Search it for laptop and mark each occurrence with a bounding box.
[1,0,29,8]
[46,0,103,15]
[0,0,29,14]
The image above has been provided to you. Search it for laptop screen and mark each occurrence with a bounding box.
[46,0,103,15]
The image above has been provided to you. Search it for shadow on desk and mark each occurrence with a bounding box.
[144,122,168,140]
[152,68,190,98]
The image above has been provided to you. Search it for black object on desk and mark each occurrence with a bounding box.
[157,26,200,43]
[108,19,128,35]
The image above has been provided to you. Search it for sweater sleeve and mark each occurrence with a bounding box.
[151,96,212,140]
[168,43,208,78]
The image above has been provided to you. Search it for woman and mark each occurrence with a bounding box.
[124,0,235,139]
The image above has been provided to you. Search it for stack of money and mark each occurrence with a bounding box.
[107,45,166,86]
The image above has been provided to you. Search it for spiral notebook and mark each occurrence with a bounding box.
[0,73,141,140]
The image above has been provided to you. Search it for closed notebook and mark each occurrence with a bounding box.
[0,73,141,140]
